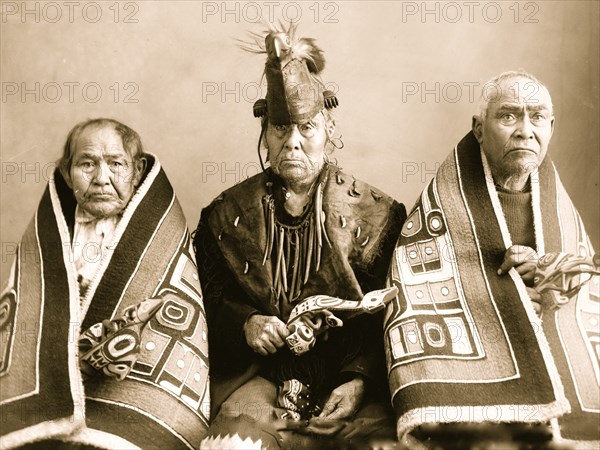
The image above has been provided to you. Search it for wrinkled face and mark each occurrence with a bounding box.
[266,112,332,186]
[68,125,143,218]
[473,77,554,180]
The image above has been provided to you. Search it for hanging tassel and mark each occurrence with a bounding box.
[285,229,291,280]
[264,170,333,303]
[280,282,289,304]
[314,182,325,271]
[321,210,331,248]
[304,214,314,284]
[280,234,288,293]
[268,202,275,258]
[263,196,274,265]
[299,223,308,291]
[262,195,269,225]
[291,231,301,299]
[274,225,284,295]
[315,229,322,273]
[315,185,323,250]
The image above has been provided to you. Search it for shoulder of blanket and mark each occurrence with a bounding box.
[200,171,269,233]
[323,166,406,264]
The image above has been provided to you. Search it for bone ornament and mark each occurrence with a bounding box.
[285,286,398,355]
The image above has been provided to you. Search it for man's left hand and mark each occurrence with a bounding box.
[498,245,538,285]
[318,377,365,420]
[526,287,543,316]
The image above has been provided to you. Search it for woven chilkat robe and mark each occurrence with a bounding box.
[385,132,599,446]
[1,154,210,449]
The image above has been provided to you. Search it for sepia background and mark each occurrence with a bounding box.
[1,0,599,282]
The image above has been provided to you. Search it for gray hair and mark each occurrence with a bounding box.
[477,70,553,119]
[58,118,144,179]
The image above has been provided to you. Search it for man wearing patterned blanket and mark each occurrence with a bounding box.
[0,119,210,449]
[385,71,599,447]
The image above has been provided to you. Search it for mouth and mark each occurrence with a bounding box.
[87,193,116,200]
[506,147,536,154]
[280,159,305,166]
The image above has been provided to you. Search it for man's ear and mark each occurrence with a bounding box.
[133,156,147,186]
[549,116,555,138]
[472,115,484,143]
[326,120,336,141]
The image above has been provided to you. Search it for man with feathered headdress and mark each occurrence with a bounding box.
[194,24,406,448]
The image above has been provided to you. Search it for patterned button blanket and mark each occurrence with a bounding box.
[384,132,599,447]
[1,154,210,449]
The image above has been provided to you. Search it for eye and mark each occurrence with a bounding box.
[78,160,95,170]
[274,125,288,133]
[299,122,317,137]
[499,112,518,125]
[530,112,547,123]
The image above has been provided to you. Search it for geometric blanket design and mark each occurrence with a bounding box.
[0,154,210,449]
[385,132,599,446]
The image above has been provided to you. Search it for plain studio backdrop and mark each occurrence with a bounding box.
[1,0,598,283]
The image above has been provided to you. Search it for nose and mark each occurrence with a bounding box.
[514,114,534,140]
[91,162,111,185]
[283,125,302,151]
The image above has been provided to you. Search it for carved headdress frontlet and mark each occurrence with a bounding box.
[239,22,338,125]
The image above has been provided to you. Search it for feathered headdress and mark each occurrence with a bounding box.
[239,22,338,125]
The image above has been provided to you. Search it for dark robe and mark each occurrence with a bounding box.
[194,164,406,417]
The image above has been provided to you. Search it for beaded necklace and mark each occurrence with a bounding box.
[262,167,331,303]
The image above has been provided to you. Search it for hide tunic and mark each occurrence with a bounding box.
[194,164,406,417]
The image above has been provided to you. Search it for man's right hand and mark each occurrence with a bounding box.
[498,245,542,315]
[498,245,538,284]
[243,314,290,356]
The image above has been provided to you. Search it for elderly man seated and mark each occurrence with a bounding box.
[1,119,210,449]
[195,25,406,449]
[384,71,599,447]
